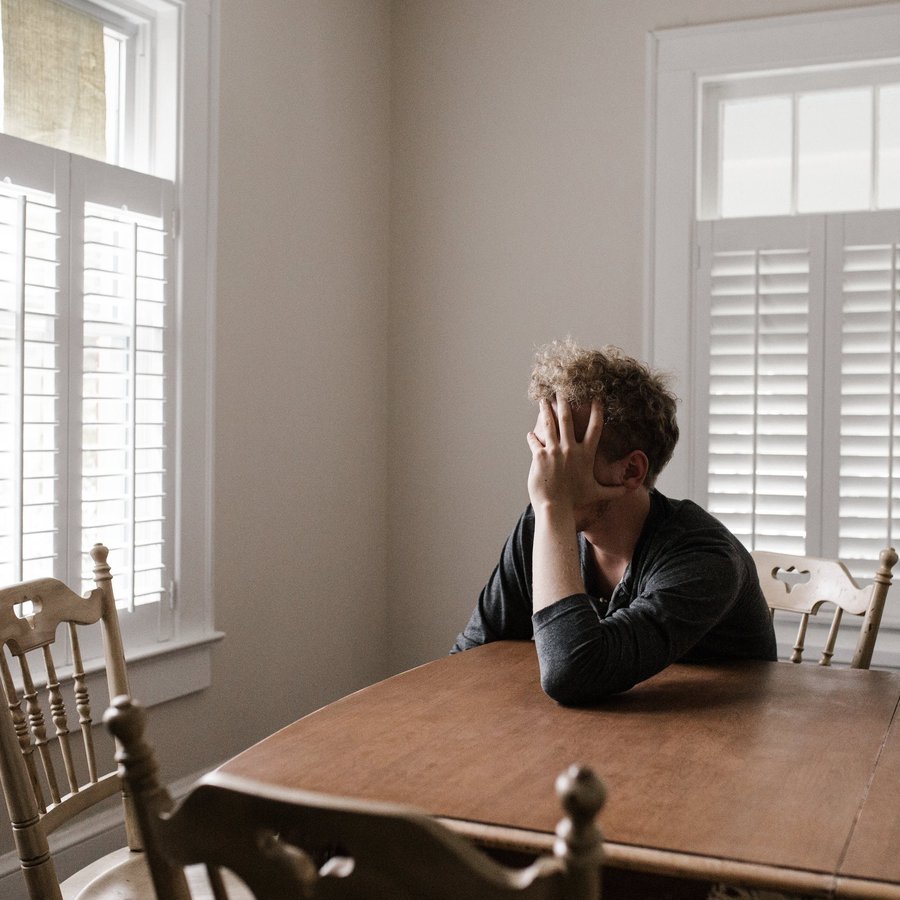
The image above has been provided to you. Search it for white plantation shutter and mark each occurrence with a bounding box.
[81,203,169,605]
[695,217,825,555]
[0,141,67,586]
[829,213,900,588]
[73,158,174,632]
[0,134,174,642]
[696,211,900,630]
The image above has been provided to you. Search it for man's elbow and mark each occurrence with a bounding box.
[539,664,618,706]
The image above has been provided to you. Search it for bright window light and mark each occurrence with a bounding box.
[0,0,159,175]
[721,97,792,218]
[702,63,900,219]
[798,88,872,213]
[880,84,900,208]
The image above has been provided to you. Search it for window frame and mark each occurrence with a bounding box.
[646,3,900,668]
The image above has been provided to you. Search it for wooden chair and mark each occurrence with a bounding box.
[752,547,898,669]
[0,543,145,899]
[105,694,607,900]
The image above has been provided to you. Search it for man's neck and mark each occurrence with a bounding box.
[582,488,652,594]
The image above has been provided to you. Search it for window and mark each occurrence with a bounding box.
[649,5,900,665]
[0,0,216,657]
[700,65,900,218]
[694,61,900,576]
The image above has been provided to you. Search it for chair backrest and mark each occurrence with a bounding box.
[752,547,898,669]
[0,543,135,900]
[105,695,606,900]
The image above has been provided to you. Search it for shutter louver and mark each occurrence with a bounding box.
[81,201,169,611]
[838,240,900,575]
[706,242,810,553]
[0,180,62,584]
[698,213,900,613]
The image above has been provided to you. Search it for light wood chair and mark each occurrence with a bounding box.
[105,694,607,900]
[752,547,898,669]
[0,543,146,899]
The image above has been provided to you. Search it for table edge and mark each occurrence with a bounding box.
[438,818,900,898]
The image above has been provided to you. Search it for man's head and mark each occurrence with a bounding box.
[527,339,679,488]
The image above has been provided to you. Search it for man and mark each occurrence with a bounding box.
[452,339,777,704]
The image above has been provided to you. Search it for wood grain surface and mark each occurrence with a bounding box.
[221,642,900,886]
[839,706,900,885]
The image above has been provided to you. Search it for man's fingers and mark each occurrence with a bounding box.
[538,398,558,443]
[526,430,545,452]
[583,399,604,449]
[555,393,575,448]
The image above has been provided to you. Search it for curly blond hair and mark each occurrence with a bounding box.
[527,338,678,487]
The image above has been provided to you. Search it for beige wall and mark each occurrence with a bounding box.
[385,0,894,672]
[207,0,393,762]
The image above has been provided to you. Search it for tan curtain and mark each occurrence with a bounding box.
[2,0,106,160]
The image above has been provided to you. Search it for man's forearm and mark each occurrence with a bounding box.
[531,503,585,612]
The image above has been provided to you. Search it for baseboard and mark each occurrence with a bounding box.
[0,764,219,900]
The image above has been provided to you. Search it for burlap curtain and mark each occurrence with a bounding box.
[2,0,106,160]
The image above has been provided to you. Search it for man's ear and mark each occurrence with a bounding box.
[622,450,650,489]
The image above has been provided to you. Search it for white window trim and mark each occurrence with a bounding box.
[645,3,900,669]
[170,0,218,649]
[147,0,221,684]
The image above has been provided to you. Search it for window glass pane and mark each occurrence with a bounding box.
[0,0,107,160]
[720,97,792,218]
[879,85,900,209]
[798,88,872,213]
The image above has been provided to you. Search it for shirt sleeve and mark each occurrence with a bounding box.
[450,508,537,653]
[532,545,743,704]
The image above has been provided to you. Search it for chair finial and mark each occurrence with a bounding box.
[553,764,605,877]
[556,764,606,820]
[90,544,111,584]
[104,695,145,750]
[103,696,162,802]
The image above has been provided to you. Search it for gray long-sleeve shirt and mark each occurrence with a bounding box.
[452,490,777,704]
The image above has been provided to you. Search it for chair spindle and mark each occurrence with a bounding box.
[791,613,809,664]
[851,547,900,669]
[18,654,61,806]
[0,651,45,813]
[68,622,98,783]
[820,607,843,667]
[42,645,79,795]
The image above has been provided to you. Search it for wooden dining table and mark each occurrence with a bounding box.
[220,642,900,899]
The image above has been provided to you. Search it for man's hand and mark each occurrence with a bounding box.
[525,395,626,516]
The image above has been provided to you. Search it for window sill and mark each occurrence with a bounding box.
[24,630,226,711]
[119,631,225,706]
